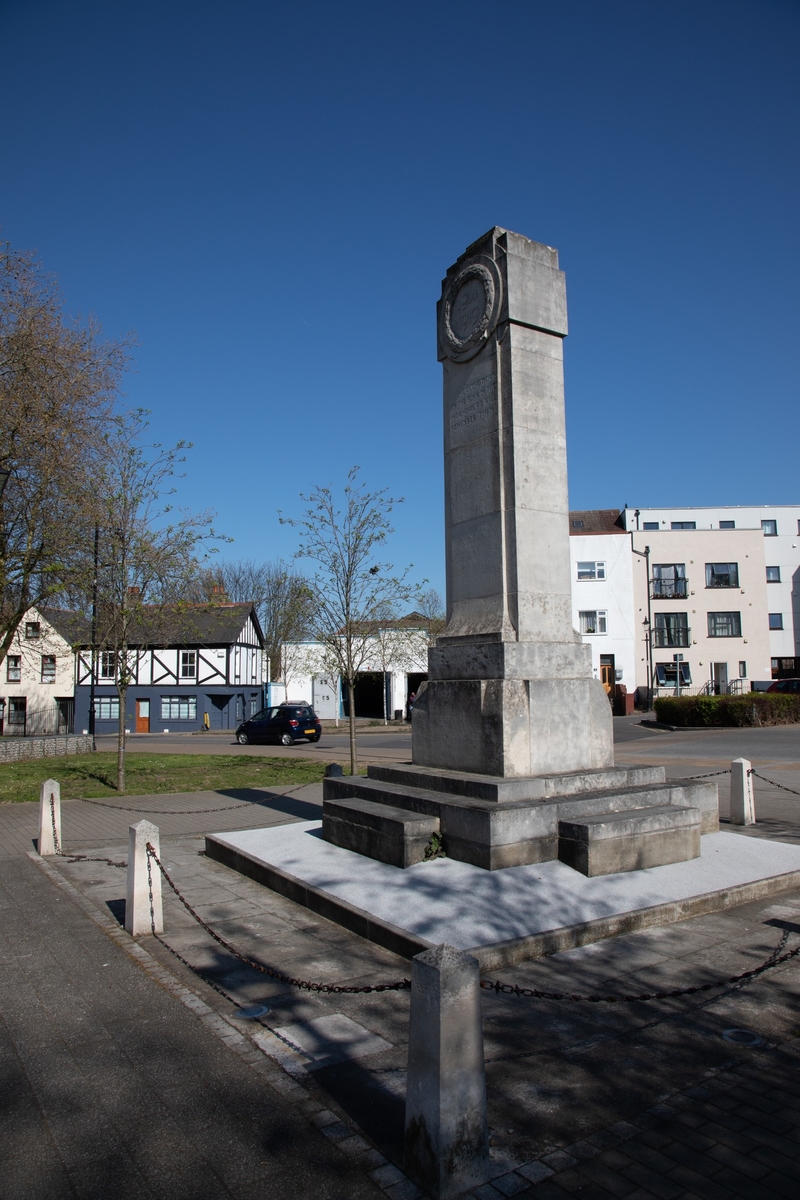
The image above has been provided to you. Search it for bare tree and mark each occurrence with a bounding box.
[204,559,315,686]
[88,411,223,791]
[0,242,131,664]
[416,587,446,643]
[281,467,419,774]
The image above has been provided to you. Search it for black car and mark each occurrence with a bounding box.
[235,704,322,746]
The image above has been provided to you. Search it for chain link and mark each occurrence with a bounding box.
[678,769,732,780]
[145,843,410,994]
[48,790,127,868]
[480,938,800,1003]
[75,780,315,817]
[750,769,800,799]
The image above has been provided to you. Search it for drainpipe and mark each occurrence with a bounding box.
[630,535,653,711]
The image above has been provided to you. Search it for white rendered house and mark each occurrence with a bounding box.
[568,510,636,697]
[0,608,88,736]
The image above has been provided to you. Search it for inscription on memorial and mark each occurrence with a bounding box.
[449,373,496,437]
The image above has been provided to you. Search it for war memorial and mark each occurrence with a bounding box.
[207,230,800,963]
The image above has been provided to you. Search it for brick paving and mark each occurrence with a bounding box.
[1,723,800,1198]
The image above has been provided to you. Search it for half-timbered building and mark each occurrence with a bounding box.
[73,604,266,734]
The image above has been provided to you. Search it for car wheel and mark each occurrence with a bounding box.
[280,732,293,746]
[237,732,249,745]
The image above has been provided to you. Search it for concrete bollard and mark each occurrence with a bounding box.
[125,820,163,935]
[38,779,62,856]
[404,943,490,1198]
[730,758,756,825]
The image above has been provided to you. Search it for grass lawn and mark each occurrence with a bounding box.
[0,753,327,805]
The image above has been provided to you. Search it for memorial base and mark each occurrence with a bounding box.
[322,762,718,874]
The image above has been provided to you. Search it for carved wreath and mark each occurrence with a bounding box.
[440,260,501,361]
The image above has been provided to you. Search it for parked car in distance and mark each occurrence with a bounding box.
[236,704,322,746]
[765,679,800,694]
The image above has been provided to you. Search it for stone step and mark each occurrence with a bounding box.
[367,761,666,803]
[322,796,440,869]
[323,774,717,870]
[558,805,701,878]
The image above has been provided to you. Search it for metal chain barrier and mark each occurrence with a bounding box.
[48,790,127,869]
[77,779,314,817]
[479,937,800,1003]
[677,769,731,780]
[750,769,800,799]
[145,843,410,994]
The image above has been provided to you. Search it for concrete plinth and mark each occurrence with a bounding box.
[404,944,490,1197]
[557,806,701,877]
[205,822,800,969]
[322,796,439,868]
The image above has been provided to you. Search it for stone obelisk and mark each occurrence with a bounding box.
[412,228,613,779]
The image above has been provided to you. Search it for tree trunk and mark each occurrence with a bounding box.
[347,679,358,776]
[116,684,127,793]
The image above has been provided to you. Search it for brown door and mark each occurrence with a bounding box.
[135,699,150,733]
[600,655,615,696]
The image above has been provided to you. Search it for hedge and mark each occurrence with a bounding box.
[653,692,800,728]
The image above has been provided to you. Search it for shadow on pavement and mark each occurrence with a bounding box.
[216,788,321,821]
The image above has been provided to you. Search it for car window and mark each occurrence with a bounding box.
[267,707,283,719]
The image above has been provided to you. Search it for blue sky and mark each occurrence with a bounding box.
[2,0,798,598]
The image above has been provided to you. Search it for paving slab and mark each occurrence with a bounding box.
[206,822,800,966]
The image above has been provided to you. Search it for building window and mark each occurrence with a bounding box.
[579,610,607,634]
[671,521,696,530]
[655,662,692,687]
[6,655,21,682]
[769,613,784,630]
[719,520,735,529]
[652,564,687,598]
[705,562,739,588]
[161,696,197,721]
[180,651,197,678]
[576,561,605,581]
[99,651,116,679]
[766,566,781,583]
[93,697,120,720]
[643,521,659,531]
[653,613,690,647]
[25,622,41,639]
[571,519,584,529]
[762,519,778,536]
[7,697,26,726]
[41,655,56,683]
[708,612,742,638]
[739,661,747,678]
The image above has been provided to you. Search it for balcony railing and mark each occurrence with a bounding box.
[651,579,688,599]
[652,627,691,648]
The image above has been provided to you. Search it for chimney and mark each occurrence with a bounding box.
[128,586,141,596]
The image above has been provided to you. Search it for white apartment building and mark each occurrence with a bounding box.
[629,526,772,697]
[623,506,800,679]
